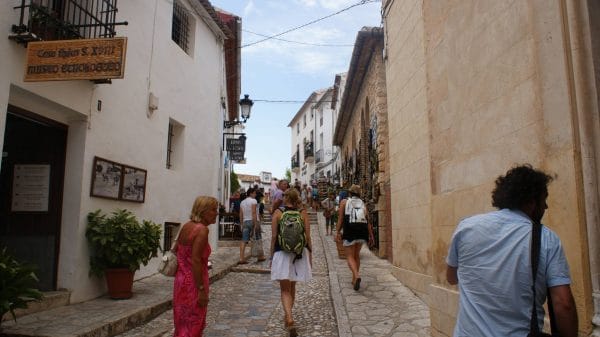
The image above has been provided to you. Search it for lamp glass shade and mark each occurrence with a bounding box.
[239,94,253,121]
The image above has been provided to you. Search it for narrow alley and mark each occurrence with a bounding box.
[1,209,431,337]
[116,210,431,337]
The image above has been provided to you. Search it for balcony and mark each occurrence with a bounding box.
[304,141,314,164]
[291,151,300,173]
[9,0,127,45]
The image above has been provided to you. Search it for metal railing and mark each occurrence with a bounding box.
[304,141,314,158]
[10,0,127,44]
[291,151,300,169]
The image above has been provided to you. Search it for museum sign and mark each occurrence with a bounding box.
[24,37,127,82]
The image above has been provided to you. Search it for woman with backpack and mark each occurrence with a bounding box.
[335,184,374,291]
[269,188,312,337]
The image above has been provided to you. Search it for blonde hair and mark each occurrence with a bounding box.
[190,196,218,223]
[283,188,301,208]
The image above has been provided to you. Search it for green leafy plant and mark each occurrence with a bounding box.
[0,247,43,326]
[86,209,162,277]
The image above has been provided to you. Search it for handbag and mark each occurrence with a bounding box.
[250,227,264,258]
[157,227,181,277]
[528,221,560,337]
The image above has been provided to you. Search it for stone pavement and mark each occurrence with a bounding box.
[0,246,240,337]
[1,211,431,337]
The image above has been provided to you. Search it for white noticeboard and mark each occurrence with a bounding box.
[11,164,51,212]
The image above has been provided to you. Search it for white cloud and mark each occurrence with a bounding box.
[243,0,258,17]
[296,0,318,7]
[318,0,354,11]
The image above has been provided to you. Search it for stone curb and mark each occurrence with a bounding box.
[319,213,353,337]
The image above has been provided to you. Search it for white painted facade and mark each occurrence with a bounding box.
[328,73,347,186]
[289,88,338,187]
[0,0,232,303]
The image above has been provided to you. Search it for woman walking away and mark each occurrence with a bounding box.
[270,189,312,337]
[335,185,374,291]
[173,196,219,337]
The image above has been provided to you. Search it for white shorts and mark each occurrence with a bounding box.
[270,248,312,282]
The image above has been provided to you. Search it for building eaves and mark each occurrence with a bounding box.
[316,87,334,107]
[287,88,328,127]
[190,0,234,40]
[215,9,241,121]
[333,27,383,146]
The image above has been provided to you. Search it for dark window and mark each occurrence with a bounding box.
[164,222,180,251]
[172,1,190,53]
[166,122,174,169]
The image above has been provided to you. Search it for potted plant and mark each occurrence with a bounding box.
[0,248,43,331]
[86,209,161,299]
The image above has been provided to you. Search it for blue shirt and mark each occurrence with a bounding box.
[446,209,571,337]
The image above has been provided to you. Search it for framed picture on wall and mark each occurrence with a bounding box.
[120,165,147,203]
[90,157,122,200]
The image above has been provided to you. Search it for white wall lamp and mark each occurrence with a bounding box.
[148,92,159,117]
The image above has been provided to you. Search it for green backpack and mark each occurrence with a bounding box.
[277,209,307,260]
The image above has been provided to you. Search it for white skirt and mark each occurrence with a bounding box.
[270,248,312,282]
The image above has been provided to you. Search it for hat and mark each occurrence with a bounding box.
[349,184,361,195]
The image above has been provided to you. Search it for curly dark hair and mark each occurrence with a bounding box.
[491,164,554,210]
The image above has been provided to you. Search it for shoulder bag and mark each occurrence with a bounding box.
[157,226,181,277]
[528,221,559,337]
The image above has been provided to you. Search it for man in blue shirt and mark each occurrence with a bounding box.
[446,164,578,336]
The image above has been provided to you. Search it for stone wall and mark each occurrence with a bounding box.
[384,0,599,335]
[383,0,433,301]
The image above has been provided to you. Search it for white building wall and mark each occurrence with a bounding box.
[290,90,323,185]
[314,90,335,181]
[0,0,228,302]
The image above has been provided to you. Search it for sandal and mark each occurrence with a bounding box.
[237,260,248,265]
[354,277,361,291]
[257,257,267,262]
[285,320,297,337]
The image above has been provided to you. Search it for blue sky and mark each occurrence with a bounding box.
[211,0,382,179]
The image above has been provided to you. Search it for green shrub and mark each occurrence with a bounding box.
[86,209,162,277]
[0,247,43,325]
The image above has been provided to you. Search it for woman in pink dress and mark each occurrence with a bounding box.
[173,196,218,337]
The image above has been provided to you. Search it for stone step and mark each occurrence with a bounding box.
[1,290,71,322]
[0,247,240,337]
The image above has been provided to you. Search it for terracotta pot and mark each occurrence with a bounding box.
[336,240,346,259]
[105,268,134,299]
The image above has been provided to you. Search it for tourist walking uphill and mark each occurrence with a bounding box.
[335,184,374,291]
[446,164,578,337]
[271,179,289,213]
[238,187,265,264]
[321,191,336,236]
[270,188,312,337]
[172,196,218,337]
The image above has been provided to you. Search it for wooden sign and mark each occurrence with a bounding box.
[24,37,127,82]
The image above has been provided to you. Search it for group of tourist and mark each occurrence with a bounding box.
[167,164,578,337]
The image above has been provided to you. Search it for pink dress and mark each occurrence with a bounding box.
[173,223,211,337]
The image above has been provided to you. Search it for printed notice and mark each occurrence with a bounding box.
[12,164,50,212]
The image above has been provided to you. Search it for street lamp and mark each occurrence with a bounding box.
[224,94,254,129]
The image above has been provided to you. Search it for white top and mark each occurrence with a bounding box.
[240,197,258,221]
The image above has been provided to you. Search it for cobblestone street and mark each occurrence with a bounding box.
[117,211,430,337]
[118,213,339,337]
